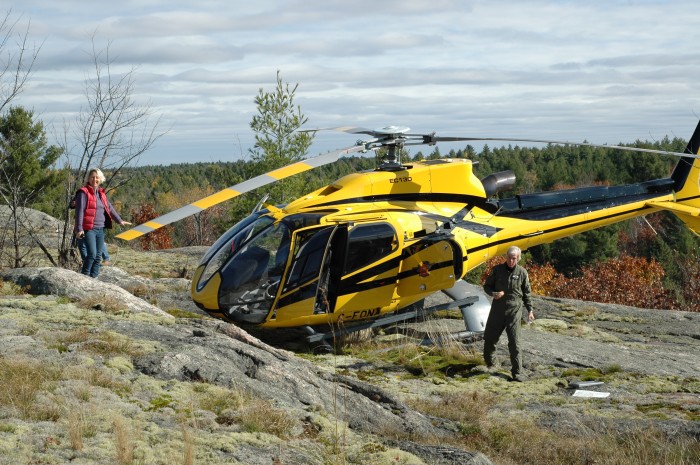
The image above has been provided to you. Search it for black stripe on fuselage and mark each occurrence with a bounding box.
[466,204,652,255]
[336,258,455,295]
[677,193,700,203]
[311,193,487,209]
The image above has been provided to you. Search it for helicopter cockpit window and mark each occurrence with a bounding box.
[197,214,275,290]
[216,220,292,322]
[345,223,397,273]
[198,210,267,266]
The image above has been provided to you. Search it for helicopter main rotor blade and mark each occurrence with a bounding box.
[302,125,411,139]
[305,125,698,159]
[301,126,375,135]
[115,144,367,241]
[423,135,699,159]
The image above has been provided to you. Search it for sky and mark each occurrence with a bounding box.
[7,0,700,166]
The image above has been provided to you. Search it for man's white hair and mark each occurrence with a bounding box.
[506,245,522,258]
[87,168,106,183]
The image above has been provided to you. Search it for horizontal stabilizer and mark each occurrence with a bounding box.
[647,200,700,236]
[646,200,700,217]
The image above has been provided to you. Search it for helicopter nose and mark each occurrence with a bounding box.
[191,264,223,315]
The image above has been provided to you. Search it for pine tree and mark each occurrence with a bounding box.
[230,71,315,220]
[0,106,64,266]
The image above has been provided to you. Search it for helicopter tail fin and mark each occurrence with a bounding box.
[654,120,700,235]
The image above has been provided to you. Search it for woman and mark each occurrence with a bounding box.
[74,168,130,278]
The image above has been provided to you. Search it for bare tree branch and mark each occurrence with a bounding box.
[0,10,41,114]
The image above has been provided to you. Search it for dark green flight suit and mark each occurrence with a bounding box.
[483,262,533,376]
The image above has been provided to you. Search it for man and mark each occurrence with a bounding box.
[483,245,535,382]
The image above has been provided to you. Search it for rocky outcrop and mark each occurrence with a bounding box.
[0,265,492,465]
[0,267,171,317]
[1,256,699,464]
[125,317,452,439]
[524,296,700,378]
[0,205,64,246]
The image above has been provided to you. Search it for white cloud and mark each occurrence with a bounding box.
[6,0,700,165]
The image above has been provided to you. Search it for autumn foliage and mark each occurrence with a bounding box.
[528,255,676,309]
[129,203,172,251]
[482,253,699,312]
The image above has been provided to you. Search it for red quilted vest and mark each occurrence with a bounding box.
[79,186,113,231]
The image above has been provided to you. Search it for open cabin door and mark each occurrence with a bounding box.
[267,222,403,326]
[267,225,338,324]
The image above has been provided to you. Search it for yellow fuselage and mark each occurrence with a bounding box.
[192,157,680,328]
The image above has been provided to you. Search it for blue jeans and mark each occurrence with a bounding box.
[81,228,104,278]
[78,238,110,262]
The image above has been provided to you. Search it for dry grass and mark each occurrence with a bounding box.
[575,306,599,318]
[122,283,161,306]
[407,390,494,428]
[122,283,151,299]
[195,384,246,416]
[113,415,135,465]
[0,357,62,419]
[371,342,482,378]
[66,404,97,451]
[45,327,143,359]
[236,398,298,438]
[339,318,484,378]
[409,390,699,465]
[192,383,297,438]
[481,417,699,465]
[180,421,195,465]
[77,293,129,314]
[0,278,26,296]
[63,364,132,395]
[67,408,84,451]
[166,308,207,319]
[604,428,700,465]
[331,328,375,347]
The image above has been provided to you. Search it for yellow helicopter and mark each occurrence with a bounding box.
[116,121,700,345]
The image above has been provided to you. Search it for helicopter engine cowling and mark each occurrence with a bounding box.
[481,170,516,197]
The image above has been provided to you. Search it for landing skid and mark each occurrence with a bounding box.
[304,296,480,351]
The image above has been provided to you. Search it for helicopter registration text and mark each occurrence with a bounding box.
[348,308,381,320]
[390,177,412,183]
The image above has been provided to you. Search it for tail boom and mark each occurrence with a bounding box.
[666,120,700,234]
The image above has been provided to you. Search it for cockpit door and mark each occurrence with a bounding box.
[268,225,338,323]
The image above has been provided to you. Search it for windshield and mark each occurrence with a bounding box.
[198,210,267,266]
[216,220,291,322]
[197,213,274,290]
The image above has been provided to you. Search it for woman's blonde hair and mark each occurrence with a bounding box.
[86,168,106,183]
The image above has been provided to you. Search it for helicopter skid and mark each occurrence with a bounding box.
[304,296,479,345]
